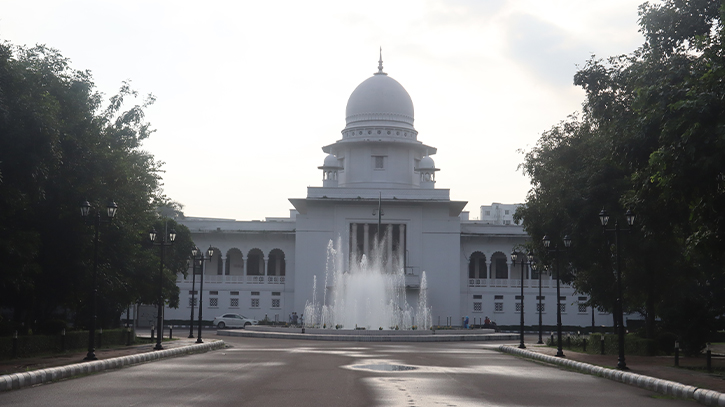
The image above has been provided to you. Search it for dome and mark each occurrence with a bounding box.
[323,154,340,168]
[344,71,415,131]
[418,156,435,169]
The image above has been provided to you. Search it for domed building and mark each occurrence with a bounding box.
[164,56,600,329]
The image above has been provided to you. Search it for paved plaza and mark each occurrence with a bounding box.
[0,335,700,406]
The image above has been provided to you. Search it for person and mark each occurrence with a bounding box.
[300,314,304,326]
[464,316,469,329]
[292,312,298,326]
[484,316,491,326]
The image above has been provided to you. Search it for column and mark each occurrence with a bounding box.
[222,255,228,276]
[363,224,370,258]
[398,224,406,271]
[386,224,393,272]
[487,260,492,279]
[351,223,358,264]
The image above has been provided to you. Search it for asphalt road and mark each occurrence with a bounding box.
[1,336,693,406]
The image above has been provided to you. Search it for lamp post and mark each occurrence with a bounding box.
[187,259,196,338]
[191,245,213,344]
[80,200,118,361]
[598,208,635,371]
[511,250,534,349]
[542,234,571,358]
[533,261,544,344]
[149,226,176,351]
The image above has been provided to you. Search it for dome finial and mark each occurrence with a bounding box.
[375,47,387,75]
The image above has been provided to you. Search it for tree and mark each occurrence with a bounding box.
[517,0,725,351]
[0,42,190,333]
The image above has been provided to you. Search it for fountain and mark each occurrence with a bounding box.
[304,235,432,330]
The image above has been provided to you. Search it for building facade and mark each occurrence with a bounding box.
[166,58,610,328]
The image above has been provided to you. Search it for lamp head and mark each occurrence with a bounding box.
[625,209,635,227]
[563,234,572,248]
[510,251,518,262]
[106,201,118,219]
[207,245,214,259]
[149,228,157,243]
[191,246,199,257]
[542,235,551,248]
[80,200,91,217]
[599,208,609,227]
[169,229,177,242]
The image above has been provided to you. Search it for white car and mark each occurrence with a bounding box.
[213,313,258,329]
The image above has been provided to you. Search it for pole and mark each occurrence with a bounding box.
[615,220,627,370]
[537,267,543,344]
[155,241,165,350]
[188,265,197,338]
[519,259,526,349]
[555,250,564,358]
[196,256,205,343]
[84,213,100,361]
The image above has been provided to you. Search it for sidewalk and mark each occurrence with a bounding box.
[512,340,725,393]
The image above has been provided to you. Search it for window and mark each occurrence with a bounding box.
[485,211,491,216]
[231,291,239,296]
[473,302,482,312]
[272,292,281,296]
[209,298,218,307]
[537,303,545,312]
[251,298,260,308]
[504,220,511,225]
[494,295,503,300]
[578,296,587,301]
[374,156,385,169]
[515,303,523,312]
[251,291,260,296]
[536,296,545,300]
[505,210,510,215]
[473,295,482,299]
[578,303,588,313]
[210,291,219,296]
[188,290,197,295]
[230,298,239,307]
[559,303,566,313]
[272,299,280,308]
[559,296,566,301]
[494,303,503,312]
[188,298,197,307]
[515,295,522,300]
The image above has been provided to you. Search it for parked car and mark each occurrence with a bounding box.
[213,313,258,329]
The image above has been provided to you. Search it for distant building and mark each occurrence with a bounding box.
[479,203,522,225]
[166,57,608,328]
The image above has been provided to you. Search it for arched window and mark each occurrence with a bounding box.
[247,249,265,276]
[491,252,508,279]
[468,252,487,279]
[226,248,244,276]
[268,249,286,276]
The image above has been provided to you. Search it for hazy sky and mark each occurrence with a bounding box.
[1,0,648,220]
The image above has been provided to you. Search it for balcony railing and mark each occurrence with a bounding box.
[176,274,285,285]
[468,278,563,289]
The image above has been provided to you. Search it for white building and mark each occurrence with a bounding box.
[166,57,607,328]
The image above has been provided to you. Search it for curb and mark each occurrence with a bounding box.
[219,330,519,342]
[499,345,724,406]
[0,340,225,392]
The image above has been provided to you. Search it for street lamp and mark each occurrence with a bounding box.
[510,250,535,349]
[533,261,544,344]
[542,234,571,358]
[191,245,213,344]
[598,207,635,370]
[80,200,118,361]
[187,258,196,338]
[149,226,176,351]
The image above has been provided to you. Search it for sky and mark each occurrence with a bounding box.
[0,0,648,221]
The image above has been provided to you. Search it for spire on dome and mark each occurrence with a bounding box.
[375,47,387,75]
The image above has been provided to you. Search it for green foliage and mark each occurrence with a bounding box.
[0,41,192,331]
[518,0,725,351]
